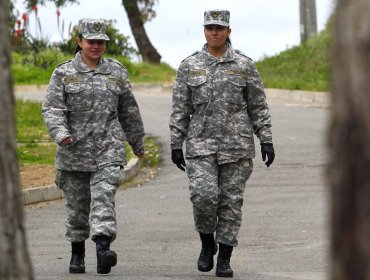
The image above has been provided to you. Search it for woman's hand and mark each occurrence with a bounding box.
[59,137,74,147]
[134,151,145,158]
[171,149,186,171]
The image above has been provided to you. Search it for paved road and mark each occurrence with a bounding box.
[22,88,329,280]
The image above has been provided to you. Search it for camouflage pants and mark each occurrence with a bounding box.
[186,155,253,247]
[55,165,124,243]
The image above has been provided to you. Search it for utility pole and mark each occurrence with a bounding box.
[300,0,318,43]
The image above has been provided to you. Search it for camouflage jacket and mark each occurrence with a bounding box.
[42,52,145,172]
[169,43,272,164]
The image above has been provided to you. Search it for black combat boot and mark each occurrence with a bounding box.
[69,241,85,273]
[216,243,234,277]
[198,233,218,272]
[95,235,117,274]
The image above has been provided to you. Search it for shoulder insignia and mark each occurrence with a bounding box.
[107,57,127,70]
[235,49,252,61]
[181,51,199,63]
[56,59,73,68]
[107,75,124,87]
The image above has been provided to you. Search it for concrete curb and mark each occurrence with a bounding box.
[266,88,330,107]
[22,158,141,205]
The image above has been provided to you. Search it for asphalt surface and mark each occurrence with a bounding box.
[20,86,330,280]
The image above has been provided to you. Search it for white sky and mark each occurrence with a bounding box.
[13,0,335,68]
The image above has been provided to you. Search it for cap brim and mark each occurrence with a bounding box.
[203,21,229,27]
[82,34,110,41]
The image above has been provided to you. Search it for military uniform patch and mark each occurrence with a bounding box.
[188,69,206,77]
[107,58,126,70]
[107,76,123,87]
[64,76,84,84]
[211,11,221,19]
[93,22,102,32]
[227,69,248,79]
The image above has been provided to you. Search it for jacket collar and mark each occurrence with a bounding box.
[202,42,235,65]
[72,51,112,74]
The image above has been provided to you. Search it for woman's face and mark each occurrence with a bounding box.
[204,25,231,49]
[78,37,107,62]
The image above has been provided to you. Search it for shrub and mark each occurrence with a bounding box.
[58,20,138,58]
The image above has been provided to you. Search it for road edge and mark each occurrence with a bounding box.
[22,158,141,205]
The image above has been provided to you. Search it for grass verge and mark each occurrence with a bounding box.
[16,99,161,189]
[11,51,176,85]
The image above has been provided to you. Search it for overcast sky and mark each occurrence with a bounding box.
[13,0,335,68]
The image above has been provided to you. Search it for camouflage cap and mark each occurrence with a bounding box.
[203,10,230,26]
[78,18,110,40]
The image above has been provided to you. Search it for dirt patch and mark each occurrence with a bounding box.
[20,164,56,190]
[19,164,159,191]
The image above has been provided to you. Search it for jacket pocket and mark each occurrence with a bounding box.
[226,110,253,137]
[106,81,123,111]
[65,82,92,111]
[187,76,209,105]
[226,76,247,104]
[187,113,205,139]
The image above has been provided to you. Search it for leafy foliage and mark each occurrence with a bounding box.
[59,20,138,58]
[11,50,176,85]
[12,50,71,69]
[10,3,54,53]
[138,0,157,22]
[23,0,78,10]
[9,1,17,32]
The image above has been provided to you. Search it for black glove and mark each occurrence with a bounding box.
[261,143,275,167]
[171,149,186,171]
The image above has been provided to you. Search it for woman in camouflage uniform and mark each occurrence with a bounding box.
[169,10,275,278]
[42,18,145,275]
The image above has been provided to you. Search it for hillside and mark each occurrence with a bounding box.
[256,25,331,92]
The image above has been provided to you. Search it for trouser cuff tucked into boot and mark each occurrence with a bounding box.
[198,233,218,272]
[69,241,85,274]
[216,243,233,278]
[95,235,117,274]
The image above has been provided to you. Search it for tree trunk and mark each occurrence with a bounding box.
[329,0,370,279]
[122,0,162,64]
[0,0,34,279]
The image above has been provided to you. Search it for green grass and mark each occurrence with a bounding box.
[141,136,161,167]
[256,25,332,92]
[17,143,56,165]
[16,100,160,168]
[11,51,73,85]
[128,62,175,83]
[15,99,50,143]
[11,51,176,85]
[17,136,159,167]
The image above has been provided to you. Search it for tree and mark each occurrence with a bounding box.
[60,20,138,58]
[0,0,34,279]
[328,0,370,279]
[122,0,161,64]
[19,0,162,64]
